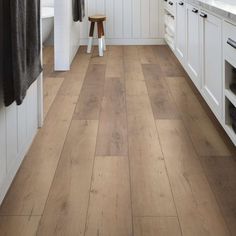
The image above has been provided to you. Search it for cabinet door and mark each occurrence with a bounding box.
[186,4,201,88]
[200,12,222,118]
[176,1,186,63]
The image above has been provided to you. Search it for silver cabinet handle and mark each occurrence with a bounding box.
[200,12,207,18]
[227,38,236,50]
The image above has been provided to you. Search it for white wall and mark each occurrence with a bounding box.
[54,0,80,70]
[80,0,164,45]
[42,0,54,7]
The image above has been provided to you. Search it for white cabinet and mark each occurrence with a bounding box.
[200,11,222,118]
[186,4,201,88]
[176,1,186,63]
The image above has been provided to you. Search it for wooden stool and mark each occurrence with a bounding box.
[87,15,106,57]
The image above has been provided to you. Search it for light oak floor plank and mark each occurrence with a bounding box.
[134,217,182,236]
[126,80,149,97]
[96,77,128,156]
[85,156,133,236]
[152,46,186,77]
[105,46,124,78]
[43,77,64,119]
[126,94,176,217]
[124,59,145,81]
[0,216,40,236]
[138,46,159,64]
[73,64,106,120]
[141,64,163,80]
[146,78,180,119]
[156,119,230,236]
[37,120,98,236]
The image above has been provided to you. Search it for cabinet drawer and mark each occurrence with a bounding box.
[165,0,176,16]
[163,0,168,9]
[224,21,236,65]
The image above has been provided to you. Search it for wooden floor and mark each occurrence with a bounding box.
[0,46,236,236]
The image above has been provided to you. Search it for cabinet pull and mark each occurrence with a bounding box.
[169,1,173,5]
[227,38,236,50]
[179,1,184,5]
[200,12,207,18]
[164,0,168,2]
[192,8,198,13]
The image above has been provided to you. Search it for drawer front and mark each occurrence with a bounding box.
[163,0,168,9]
[167,0,176,16]
[224,21,236,65]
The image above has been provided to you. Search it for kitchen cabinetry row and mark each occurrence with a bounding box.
[164,0,236,145]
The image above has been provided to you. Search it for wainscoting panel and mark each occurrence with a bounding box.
[0,80,39,204]
[80,0,164,45]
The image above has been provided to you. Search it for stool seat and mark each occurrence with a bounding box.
[87,15,106,57]
[89,15,106,22]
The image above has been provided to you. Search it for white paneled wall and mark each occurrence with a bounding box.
[80,0,164,45]
[0,81,39,204]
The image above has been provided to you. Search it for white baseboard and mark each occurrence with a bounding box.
[80,38,165,46]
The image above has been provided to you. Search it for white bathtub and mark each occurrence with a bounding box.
[42,7,54,43]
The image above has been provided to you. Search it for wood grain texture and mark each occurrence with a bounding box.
[156,120,230,236]
[83,64,106,87]
[142,64,163,80]
[138,46,159,64]
[126,80,148,96]
[166,77,231,156]
[152,46,186,77]
[200,156,236,235]
[43,77,64,118]
[73,85,104,120]
[73,64,106,120]
[96,77,128,156]
[37,120,98,236]
[85,156,132,236]
[0,95,78,215]
[106,46,124,78]
[124,59,144,81]
[134,217,182,236]
[0,216,40,236]
[145,77,180,119]
[126,95,176,217]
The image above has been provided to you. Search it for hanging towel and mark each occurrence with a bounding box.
[2,0,42,106]
[73,0,85,22]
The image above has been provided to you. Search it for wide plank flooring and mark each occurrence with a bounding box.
[0,46,236,236]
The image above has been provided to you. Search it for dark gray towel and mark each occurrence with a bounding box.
[2,0,42,106]
[73,0,85,22]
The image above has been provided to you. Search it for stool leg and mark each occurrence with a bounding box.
[101,22,106,51]
[87,22,95,54]
[97,22,103,57]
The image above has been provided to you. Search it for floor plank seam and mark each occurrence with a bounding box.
[83,60,106,236]
[146,75,184,236]
[123,55,135,236]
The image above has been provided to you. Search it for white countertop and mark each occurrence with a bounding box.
[186,0,236,22]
